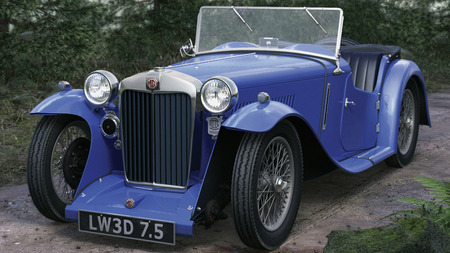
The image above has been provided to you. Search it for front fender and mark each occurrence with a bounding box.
[31,89,122,198]
[31,89,101,117]
[223,101,301,132]
[378,59,431,149]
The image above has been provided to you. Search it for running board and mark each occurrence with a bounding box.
[338,146,394,173]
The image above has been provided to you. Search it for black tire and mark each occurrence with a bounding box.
[386,81,420,168]
[232,120,303,250]
[27,115,90,221]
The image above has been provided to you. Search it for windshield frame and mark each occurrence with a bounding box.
[194,6,344,62]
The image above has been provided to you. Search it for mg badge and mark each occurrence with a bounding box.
[146,77,159,90]
[125,198,135,209]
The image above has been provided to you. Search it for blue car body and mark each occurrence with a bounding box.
[29,6,430,248]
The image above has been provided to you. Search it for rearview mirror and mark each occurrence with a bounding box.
[180,39,195,58]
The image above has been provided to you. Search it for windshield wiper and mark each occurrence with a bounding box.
[305,8,328,35]
[232,6,253,32]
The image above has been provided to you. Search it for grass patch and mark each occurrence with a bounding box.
[417,58,450,93]
[0,81,56,187]
[325,177,450,252]
[324,218,450,253]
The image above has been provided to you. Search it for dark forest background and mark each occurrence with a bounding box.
[1,0,449,89]
[0,0,449,185]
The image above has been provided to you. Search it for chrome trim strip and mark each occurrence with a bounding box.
[196,48,337,62]
[167,53,256,69]
[368,147,390,161]
[335,10,344,59]
[322,83,331,130]
[119,69,203,95]
[125,181,186,191]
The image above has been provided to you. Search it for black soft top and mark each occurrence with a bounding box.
[341,44,401,61]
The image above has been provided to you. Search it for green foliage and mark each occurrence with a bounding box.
[392,177,450,236]
[103,0,209,80]
[0,0,108,87]
[0,0,448,89]
[324,218,450,253]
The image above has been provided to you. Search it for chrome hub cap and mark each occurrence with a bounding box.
[257,136,295,231]
[274,177,288,192]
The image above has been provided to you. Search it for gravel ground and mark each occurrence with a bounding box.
[0,93,449,253]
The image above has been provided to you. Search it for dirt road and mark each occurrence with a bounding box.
[1,93,449,253]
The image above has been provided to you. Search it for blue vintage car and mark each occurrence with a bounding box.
[27,6,430,250]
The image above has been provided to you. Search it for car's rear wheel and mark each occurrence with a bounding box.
[386,81,420,168]
[232,120,303,250]
[27,115,90,221]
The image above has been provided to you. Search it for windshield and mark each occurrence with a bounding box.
[195,7,343,60]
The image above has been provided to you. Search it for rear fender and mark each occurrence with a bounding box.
[222,101,302,132]
[31,89,122,198]
[378,59,431,150]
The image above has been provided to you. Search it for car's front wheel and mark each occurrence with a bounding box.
[27,115,90,221]
[232,120,303,250]
[386,81,420,167]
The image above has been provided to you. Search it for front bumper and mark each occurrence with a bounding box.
[65,172,201,237]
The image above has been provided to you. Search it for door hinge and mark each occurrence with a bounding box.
[376,123,380,133]
[376,100,380,110]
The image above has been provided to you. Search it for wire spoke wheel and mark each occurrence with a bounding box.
[257,137,294,231]
[232,120,303,250]
[27,115,90,221]
[398,89,415,155]
[51,123,90,204]
[386,81,420,168]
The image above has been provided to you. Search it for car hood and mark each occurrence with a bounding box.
[166,52,328,89]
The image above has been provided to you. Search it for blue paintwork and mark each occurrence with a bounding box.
[222,101,302,133]
[31,89,124,196]
[30,42,431,241]
[31,89,97,116]
[330,58,430,173]
[65,172,200,237]
[378,59,430,150]
[339,76,379,151]
[168,52,326,84]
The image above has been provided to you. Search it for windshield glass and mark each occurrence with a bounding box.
[195,7,343,60]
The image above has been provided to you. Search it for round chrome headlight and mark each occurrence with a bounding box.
[84,70,118,106]
[200,77,238,114]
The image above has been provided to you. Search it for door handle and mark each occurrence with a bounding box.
[345,97,356,108]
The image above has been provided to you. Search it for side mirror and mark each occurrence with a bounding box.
[180,39,195,58]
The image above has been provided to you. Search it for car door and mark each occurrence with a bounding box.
[340,79,379,152]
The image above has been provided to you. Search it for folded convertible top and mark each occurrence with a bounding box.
[341,44,401,61]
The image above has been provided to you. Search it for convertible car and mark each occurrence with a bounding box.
[27,6,430,250]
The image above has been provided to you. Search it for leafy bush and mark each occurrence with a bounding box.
[324,218,450,253]
[392,177,450,236]
[1,0,448,90]
[0,0,108,88]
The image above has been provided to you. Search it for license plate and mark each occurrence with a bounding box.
[78,210,175,245]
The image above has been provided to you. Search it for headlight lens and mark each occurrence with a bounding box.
[201,77,238,114]
[84,70,118,106]
[201,79,232,114]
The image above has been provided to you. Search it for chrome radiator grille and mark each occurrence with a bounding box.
[121,90,192,187]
